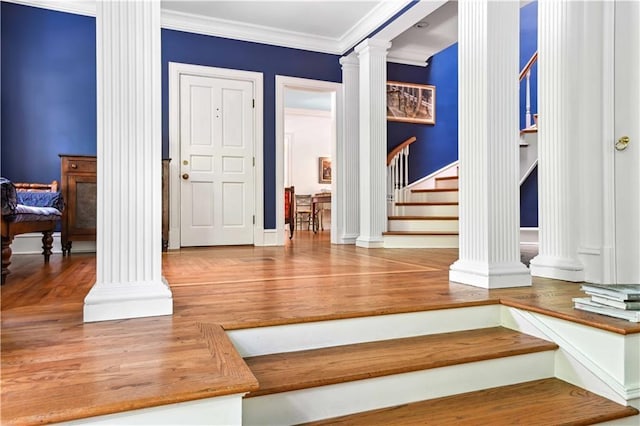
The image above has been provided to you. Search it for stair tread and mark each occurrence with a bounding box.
[395,202,458,206]
[383,231,458,236]
[304,378,639,425]
[388,215,458,220]
[411,188,459,193]
[244,327,557,398]
[435,176,459,181]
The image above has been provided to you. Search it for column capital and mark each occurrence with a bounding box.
[354,39,391,57]
[339,52,359,69]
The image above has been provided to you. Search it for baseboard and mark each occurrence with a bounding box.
[407,160,459,190]
[12,232,96,254]
[520,227,539,245]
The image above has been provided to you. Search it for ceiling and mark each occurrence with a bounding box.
[160,0,458,66]
[7,0,459,66]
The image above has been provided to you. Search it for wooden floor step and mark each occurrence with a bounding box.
[303,378,639,425]
[411,188,459,193]
[243,327,557,398]
[383,231,458,236]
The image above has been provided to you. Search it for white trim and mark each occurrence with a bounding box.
[168,62,263,249]
[275,76,342,245]
[387,56,429,67]
[2,0,95,16]
[406,160,459,190]
[284,108,332,118]
[6,0,412,58]
[520,227,539,246]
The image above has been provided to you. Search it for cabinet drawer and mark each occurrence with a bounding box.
[62,158,96,173]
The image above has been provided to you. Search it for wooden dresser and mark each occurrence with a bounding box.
[59,155,170,254]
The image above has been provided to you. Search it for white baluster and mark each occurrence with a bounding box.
[404,146,410,203]
[525,70,532,128]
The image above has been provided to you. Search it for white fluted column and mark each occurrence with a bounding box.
[337,53,360,244]
[530,0,584,282]
[449,0,530,288]
[355,39,390,248]
[85,0,173,322]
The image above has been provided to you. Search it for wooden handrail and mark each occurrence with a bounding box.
[387,136,417,166]
[519,51,538,82]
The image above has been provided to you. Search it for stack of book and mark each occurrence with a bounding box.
[573,284,640,322]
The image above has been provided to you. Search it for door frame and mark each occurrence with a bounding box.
[275,75,342,245]
[169,62,264,249]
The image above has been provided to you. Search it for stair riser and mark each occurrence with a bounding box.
[383,234,459,248]
[435,179,459,189]
[410,191,458,203]
[228,305,500,357]
[395,204,458,216]
[388,220,459,233]
[242,351,556,425]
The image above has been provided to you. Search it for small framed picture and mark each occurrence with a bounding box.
[386,81,435,125]
[318,157,332,183]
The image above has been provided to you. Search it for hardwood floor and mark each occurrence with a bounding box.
[1,231,639,424]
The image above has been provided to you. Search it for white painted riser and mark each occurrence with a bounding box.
[388,219,459,233]
[242,351,556,426]
[383,234,459,248]
[395,204,459,216]
[435,179,459,189]
[410,191,459,203]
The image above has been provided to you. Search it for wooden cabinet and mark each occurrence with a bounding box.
[59,155,170,254]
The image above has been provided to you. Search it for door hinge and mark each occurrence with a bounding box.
[253,157,255,167]
[252,99,255,108]
[253,215,255,225]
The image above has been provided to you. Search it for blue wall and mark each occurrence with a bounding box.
[161,30,342,229]
[1,3,96,182]
[387,1,539,227]
[0,3,342,230]
[387,43,458,184]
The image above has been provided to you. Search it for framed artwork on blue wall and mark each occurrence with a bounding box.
[386,81,435,125]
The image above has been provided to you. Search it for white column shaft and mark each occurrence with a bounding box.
[530,0,584,281]
[355,39,390,248]
[338,54,360,244]
[450,0,530,288]
[85,0,172,322]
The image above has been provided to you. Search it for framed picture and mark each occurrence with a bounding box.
[318,157,332,184]
[386,81,435,125]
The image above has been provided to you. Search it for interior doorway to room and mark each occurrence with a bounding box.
[275,76,341,245]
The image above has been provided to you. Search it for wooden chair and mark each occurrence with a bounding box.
[1,180,62,283]
[295,194,313,230]
[284,186,295,239]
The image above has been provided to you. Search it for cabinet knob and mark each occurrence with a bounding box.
[182,173,189,180]
[71,163,78,169]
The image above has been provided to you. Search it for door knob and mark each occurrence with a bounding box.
[615,136,630,151]
[182,173,189,180]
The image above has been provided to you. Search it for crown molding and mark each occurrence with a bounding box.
[337,0,413,52]
[4,0,424,63]
[2,0,95,16]
[387,56,429,67]
[161,9,341,54]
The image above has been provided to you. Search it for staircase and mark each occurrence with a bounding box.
[231,305,639,425]
[384,168,460,248]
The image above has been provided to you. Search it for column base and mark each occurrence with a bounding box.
[355,236,384,248]
[530,255,584,282]
[84,277,173,322]
[449,260,532,289]
[337,233,359,245]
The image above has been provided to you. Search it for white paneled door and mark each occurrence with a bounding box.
[614,0,640,283]
[180,74,255,246]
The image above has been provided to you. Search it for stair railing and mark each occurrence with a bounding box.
[520,51,538,129]
[387,136,417,215]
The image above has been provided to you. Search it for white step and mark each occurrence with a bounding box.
[410,189,459,203]
[394,203,458,216]
[435,176,459,189]
[383,232,459,248]
[388,216,459,233]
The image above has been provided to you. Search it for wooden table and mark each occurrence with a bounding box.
[311,193,331,233]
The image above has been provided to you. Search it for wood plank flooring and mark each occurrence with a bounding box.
[244,327,558,398]
[1,230,639,424]
[304,378,640,426]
